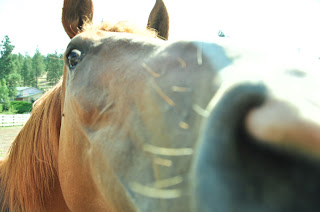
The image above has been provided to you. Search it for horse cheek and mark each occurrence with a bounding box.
[58,113,108,211]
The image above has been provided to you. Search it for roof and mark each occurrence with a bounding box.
[15,87,45,98]
[16,87,30,91]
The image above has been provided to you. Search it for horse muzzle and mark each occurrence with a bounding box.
[191,81,320,212]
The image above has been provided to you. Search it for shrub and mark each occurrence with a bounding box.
[10,101,32,114]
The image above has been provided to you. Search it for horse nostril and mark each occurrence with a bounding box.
[196,82,267,154]
[191,83,267,212]
[246,95,320,160]
[191,83,320,212]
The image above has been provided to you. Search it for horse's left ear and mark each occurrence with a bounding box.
[62,0,94,39]
[147,0,169,40]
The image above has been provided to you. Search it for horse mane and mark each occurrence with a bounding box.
[0,81,62,212]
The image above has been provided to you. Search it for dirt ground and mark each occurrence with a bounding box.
[0,126,23,157]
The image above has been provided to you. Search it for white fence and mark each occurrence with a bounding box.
[0,114,31,127]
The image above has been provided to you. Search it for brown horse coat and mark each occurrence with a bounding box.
[1,0,320,212]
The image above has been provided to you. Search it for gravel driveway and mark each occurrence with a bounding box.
[0,126,23,157]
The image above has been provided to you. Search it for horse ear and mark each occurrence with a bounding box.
[62,0,94,39]
[147,0,169,40]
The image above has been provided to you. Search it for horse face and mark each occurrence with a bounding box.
[58,29,320,211]
[58,30,217,211]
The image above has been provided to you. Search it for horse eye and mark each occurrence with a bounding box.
[67,49,82,69]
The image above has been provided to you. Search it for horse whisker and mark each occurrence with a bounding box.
[153,157,172,167]
[179,121,189,129]
[100,101,114,114]
[129,182,181,199]
[142,62,161,78]
[197,45,202,65]
[144,144,193,156]
[192,104,209,117]
[151,81,175,106]
[151,176,183,189]
[177,57,186,68]
[171,86,191,92]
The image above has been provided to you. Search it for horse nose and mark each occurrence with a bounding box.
[191,82,320,212]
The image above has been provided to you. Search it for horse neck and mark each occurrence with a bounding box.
[0,82,69,212]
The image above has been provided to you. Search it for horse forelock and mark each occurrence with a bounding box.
[0,82,62,212]
[81,21,158,39]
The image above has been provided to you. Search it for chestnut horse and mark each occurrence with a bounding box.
[1,0,320,211]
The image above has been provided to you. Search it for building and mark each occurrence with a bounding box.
[14,87,45,103]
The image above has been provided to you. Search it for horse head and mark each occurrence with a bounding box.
[1,0,320,212]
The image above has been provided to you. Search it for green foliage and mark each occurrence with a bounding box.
[11,53,24,75]
[0,36,22,98]
[7,73,21,97]
[0,35,15,81]
[32,48,46,88]
[0,78,10,110]
[7,105,18,114]
[21,54,33,86]
[46,51,64,85]
[10,101,32,114]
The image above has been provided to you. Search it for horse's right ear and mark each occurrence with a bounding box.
[62,0,94,39]
[147,0,169,40]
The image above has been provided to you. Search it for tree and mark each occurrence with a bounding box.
[0,35,15,80]
[7,73,21,97]
[32,48,45,88]
[46,51,64,85]
[11,53,24,74]
[0,78,10,110]
[21,55,33,86]
[0,35,22,98]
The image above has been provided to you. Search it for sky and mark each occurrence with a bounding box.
[0,0,320,58]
